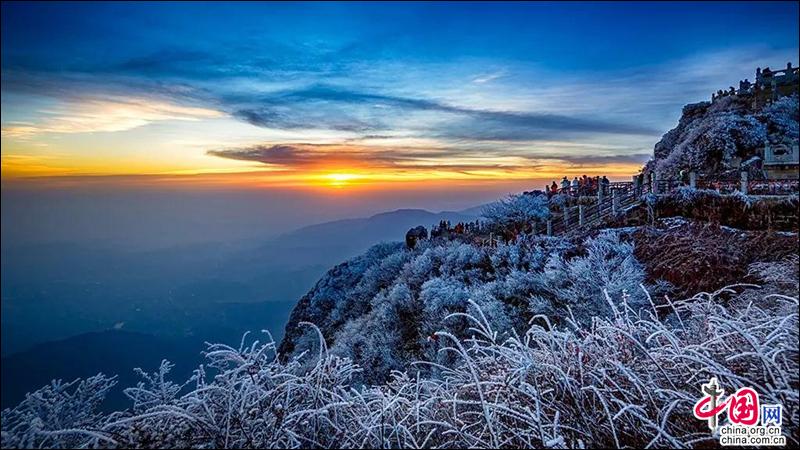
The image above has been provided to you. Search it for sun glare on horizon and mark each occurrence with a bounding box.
[322,172,361,188]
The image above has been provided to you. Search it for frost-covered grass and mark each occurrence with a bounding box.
[3,277,797,448]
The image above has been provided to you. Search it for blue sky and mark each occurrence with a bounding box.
[1,1,798,186]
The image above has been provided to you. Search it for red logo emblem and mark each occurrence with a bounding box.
[693,377,760,431]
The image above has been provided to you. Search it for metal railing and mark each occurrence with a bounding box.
[497,172,799,243]
[545,181,639,237]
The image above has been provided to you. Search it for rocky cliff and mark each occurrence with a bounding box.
[647,93,798,176]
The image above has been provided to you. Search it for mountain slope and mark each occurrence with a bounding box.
[278,215,798,384]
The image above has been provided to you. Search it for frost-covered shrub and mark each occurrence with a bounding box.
[529,231,647,323]
[3,283,797,448]
[1,375,117,449]
[760,94,800,141]
[481,192,550,232]
[281,230,648,383]
[124,360,194,414]
[670,186,722,207]
[278,242,405,359]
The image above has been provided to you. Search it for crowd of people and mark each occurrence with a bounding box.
[547,175,611,197]
[430,219,484,238]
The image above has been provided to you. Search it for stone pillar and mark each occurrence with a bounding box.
[597,183,605,205]
[612,189,619,215]
[740,171,749,195]
[632,174,640,196]
[578,205,585,226]
[652,172,660,195]
[689,171,697,189]
[546,220,552,236]
[563,207,570,229]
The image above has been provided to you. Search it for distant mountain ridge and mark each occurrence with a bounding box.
[248,208,481,274]
[279,208,479,246]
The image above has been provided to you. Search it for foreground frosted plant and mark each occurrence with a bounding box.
[2,282,798,448]
[0,375,118,448]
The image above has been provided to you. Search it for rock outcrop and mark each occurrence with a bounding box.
[647,94,798,176]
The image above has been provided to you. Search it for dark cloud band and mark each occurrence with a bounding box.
[231,85,660,140]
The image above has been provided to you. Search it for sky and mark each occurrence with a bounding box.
[2,2,797,188]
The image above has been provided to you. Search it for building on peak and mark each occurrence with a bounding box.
[711,62,799,107]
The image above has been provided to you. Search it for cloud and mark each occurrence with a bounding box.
[208,143,474,169]
[472,70,506,84]
[207,142,652,176]
[5,44,790,147]
[2,97,222,137]
[230,84,660,141]
[209,144,326,167]
[550,153,652,168]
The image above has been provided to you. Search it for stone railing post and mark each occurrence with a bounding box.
[578,205,585,226]
[632,174,640,196]
[740,171,749,195]
[563,207,570,230]
[612,189,619,215]
[597,183,605,205]
[546,220,552,236]
[689,171,697,188]
[652,172,660,195]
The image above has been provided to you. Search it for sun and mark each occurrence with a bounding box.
[324,172,361,188]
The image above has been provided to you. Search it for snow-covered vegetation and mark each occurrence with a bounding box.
[649,94,799,176]
[481,193,550,233]
[2,264,797,448]
[280,231,659,383]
